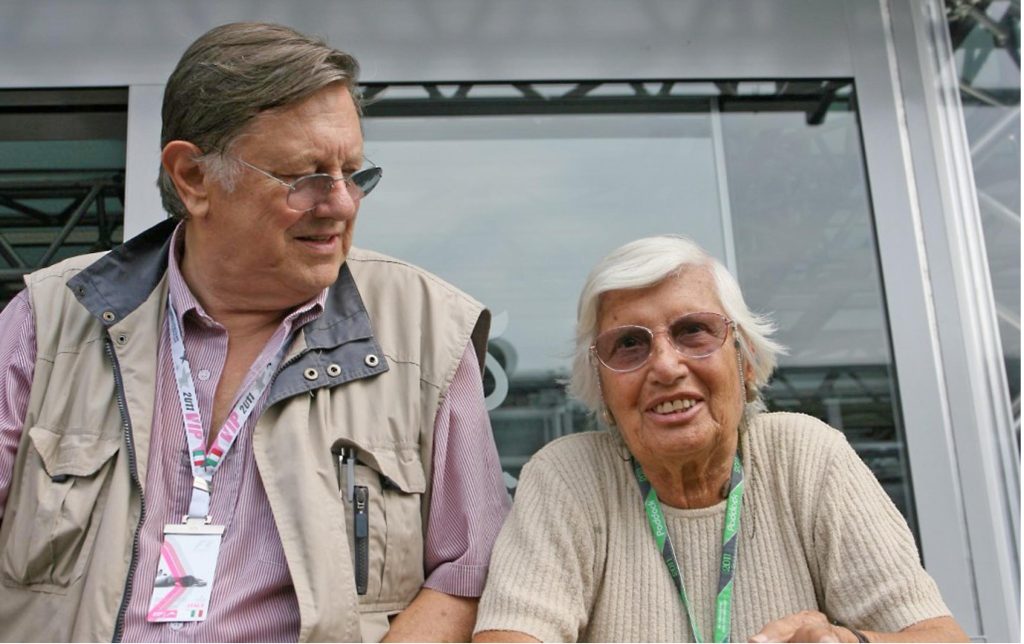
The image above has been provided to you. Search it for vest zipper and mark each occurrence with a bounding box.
[265,348,315,407]
[353,485,369,595]
[106,337,146,643]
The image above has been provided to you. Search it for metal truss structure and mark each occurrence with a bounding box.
[362,78,854,122]
[0,171,124,305]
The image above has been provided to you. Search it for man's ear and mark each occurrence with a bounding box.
[161,140,210,220]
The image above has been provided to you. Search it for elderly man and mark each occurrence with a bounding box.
[0,22,510,642]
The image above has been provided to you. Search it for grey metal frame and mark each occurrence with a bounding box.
[882,1,1020,639]
[0,0,1016,639]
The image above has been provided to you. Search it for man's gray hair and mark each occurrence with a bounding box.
[158,22,362,220]
[569,234,786,418]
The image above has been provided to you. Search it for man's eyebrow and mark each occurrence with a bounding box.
[280,151,365,171]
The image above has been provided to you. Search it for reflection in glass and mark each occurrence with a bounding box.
[359,80,917,534]
[721,105,911,522]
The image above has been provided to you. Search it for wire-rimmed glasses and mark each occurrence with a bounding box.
[234,156,382,211]
[590,311,735,372]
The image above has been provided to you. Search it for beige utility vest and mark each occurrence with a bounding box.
[0,234,488,642]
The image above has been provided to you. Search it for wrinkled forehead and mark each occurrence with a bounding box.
[595,266,724,330]
[228,84,364,160]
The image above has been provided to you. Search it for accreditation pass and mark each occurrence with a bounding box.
[146,521,226,622]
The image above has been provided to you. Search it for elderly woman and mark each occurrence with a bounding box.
[473,236,967,643]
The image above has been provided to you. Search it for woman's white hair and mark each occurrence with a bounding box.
[569,234,786,419]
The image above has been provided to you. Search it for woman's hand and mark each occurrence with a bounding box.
[750,610,855,642]
[751,612,969,642]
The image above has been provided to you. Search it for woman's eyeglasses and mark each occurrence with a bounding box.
[590,311,735,372]
[234,157,382,212]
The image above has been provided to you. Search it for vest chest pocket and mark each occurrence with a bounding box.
[0,426,120,591]
[337,444,427,614]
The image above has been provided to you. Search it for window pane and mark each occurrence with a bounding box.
[949,0,1021,437]
[0,88,127,309]
[721,105,914,523]
[359,81,917,534]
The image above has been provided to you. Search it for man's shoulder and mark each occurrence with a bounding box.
[25,251,108,289]
[345,247,483,309]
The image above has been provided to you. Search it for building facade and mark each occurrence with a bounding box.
[0,1,1018,640]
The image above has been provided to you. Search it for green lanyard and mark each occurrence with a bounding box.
[632,454,744,643]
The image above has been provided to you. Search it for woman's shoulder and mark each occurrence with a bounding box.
[521,430,631,491]
[745,411,848,452]
[530,430,629,467]
[516,430,634,513]
[742,411,853,484]
[742,412,860,537]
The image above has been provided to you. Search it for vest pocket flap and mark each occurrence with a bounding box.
[28,426,120,478]
[359,447,426,495]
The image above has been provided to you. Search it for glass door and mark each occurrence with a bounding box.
[357,79,916,532]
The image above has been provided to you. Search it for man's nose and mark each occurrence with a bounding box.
[314,181,359,219]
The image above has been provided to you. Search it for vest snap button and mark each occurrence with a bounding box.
[102,311,116,323]
[115,333,128,345]
[364,354,379,367]
[326,363,342,377]
[303,367,319,381]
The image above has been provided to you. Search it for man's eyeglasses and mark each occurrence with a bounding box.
[590,312,735,373]
[234,157,382,212]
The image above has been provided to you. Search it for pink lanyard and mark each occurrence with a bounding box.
[167,298,287,521]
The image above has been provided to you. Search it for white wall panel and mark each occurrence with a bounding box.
[0,0,851,87]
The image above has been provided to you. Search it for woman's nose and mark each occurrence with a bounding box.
[647,333,689,382]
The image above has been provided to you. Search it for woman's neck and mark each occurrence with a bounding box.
[643,458,734,509]
[637,431,739,510]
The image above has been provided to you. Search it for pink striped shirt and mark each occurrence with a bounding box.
[0,237,510,641]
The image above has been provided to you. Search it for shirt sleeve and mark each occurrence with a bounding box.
[0,290,37,520]
[422,340,512,596]
[813,435,951,632]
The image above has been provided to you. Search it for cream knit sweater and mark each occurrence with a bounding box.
[475,412,951,642]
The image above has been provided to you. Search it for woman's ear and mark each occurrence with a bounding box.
[161,140,210,220]
[736,333,758,402]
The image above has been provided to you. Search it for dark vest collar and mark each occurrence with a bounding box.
[66,218,382,353]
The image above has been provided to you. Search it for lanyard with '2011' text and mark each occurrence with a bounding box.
[148,299,291,624]
[632,454,744,643]
[167,298,288,520]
